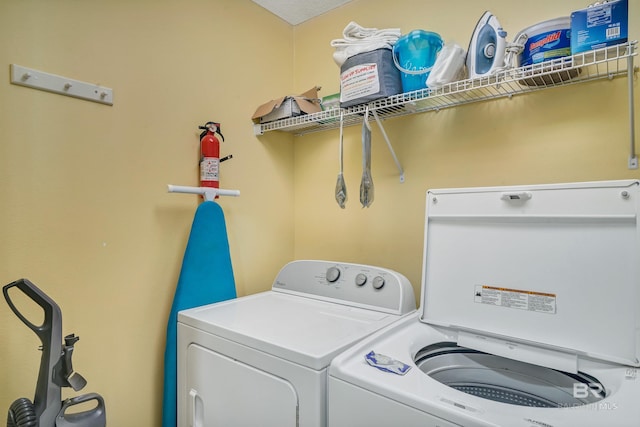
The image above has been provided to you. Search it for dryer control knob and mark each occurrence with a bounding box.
[326,267,341,283]
[372,276,385,290]
[355,273,367,286]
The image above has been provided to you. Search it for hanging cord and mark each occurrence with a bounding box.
[339,110,345,175]
[335,110,347,208]
[491,33,529,75]
[359,106,374,208]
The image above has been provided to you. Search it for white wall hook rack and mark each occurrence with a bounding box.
[167,185,240,201]
[10,64,113,105]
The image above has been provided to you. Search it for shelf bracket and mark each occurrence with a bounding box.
[627,54,638,169]
[371,110,405,182]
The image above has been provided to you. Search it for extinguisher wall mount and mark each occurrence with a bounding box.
[199,122,224,142]
[167,185,240,201]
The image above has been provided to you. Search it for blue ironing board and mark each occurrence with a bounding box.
[161,201,237,427]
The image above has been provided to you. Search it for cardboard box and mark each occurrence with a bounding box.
[571,0,628,54]
[252,87,322,124]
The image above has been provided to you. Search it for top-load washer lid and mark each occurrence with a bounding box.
[179,260,416,370]
[420,180,640,371]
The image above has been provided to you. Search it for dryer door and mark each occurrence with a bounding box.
[186,344,299,427]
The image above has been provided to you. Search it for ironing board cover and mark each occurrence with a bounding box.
[162,201,237,427]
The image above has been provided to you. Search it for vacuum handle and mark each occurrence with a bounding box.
[3,278,60,341]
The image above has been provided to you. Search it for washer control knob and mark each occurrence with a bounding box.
[355,273,367,286]
[326,266,341,283]
[372,276,385,290]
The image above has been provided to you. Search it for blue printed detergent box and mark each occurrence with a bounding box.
[571,0,628,54]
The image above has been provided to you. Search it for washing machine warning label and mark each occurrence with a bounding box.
[474,285,556,314]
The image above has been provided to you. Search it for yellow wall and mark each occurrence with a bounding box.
[0,0,638,425]
[0,1,294,425]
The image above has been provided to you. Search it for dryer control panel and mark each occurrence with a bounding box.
[272,260,416,315]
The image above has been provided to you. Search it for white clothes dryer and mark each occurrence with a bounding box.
[177,259,416,427]
[329,180,640,427]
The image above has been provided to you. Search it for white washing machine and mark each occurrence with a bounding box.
[177,259,416,427]
[329,180,640,427]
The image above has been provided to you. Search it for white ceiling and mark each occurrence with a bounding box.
[251,0,353,25]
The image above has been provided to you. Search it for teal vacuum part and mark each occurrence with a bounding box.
[162,200,237,427]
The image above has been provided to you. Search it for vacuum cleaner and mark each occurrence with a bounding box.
[3,278,106,427]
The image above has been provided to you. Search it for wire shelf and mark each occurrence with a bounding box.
[255,41,637,136]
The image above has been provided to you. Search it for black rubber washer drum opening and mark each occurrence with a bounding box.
[414,343,606,408]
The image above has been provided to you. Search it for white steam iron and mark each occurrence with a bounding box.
[466,11,507,79]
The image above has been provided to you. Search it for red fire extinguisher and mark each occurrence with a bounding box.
[199,122,225,196]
